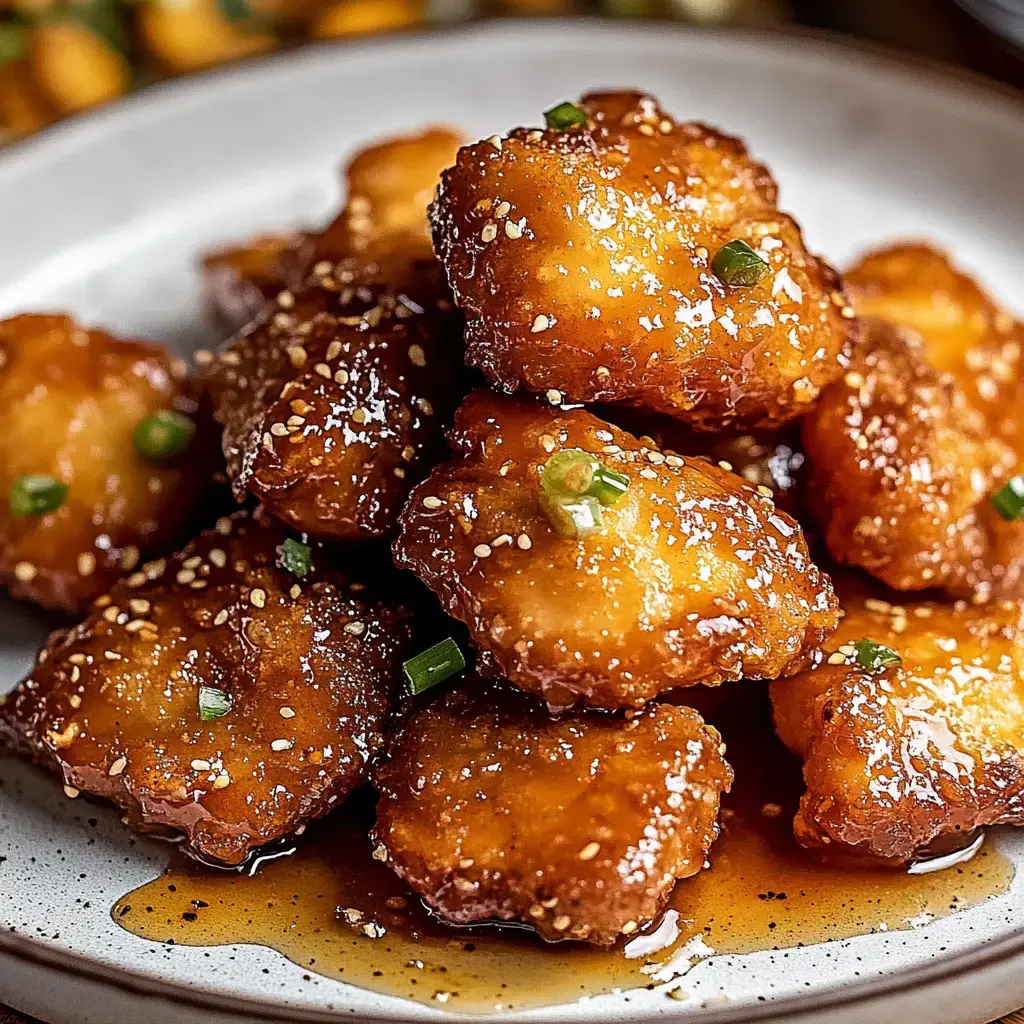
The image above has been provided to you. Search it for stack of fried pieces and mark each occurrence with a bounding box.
[1,90,1022,947]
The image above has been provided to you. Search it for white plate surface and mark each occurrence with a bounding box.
[3,20,1024,1024]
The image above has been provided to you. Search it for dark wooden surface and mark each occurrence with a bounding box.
[2,2,1024,1022]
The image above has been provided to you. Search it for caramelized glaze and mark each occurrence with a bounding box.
[113,686,1014,1013]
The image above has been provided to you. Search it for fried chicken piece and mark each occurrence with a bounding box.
[0,509,409,867]
[771,576,1024,864]
[0,314,207,614]
[394,391,838,709]
[602,406,805,519]
[373,682,732,945]
[202,232,313,335]
[431,90,853,430]
[207,130,464,541]
[804,244,1024,599]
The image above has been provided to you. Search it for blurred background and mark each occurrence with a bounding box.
[0,0,1023,141]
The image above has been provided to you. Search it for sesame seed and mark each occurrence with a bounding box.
[621,920,639,935]
[480,222,497,243]
[103,605,120,623]
[334,369,349,385]
[280,706,296,719]
[528,904,546,919]
[531,314,550,333]
[474,544,492,559]
[487,134,502,150]
[271,739,293,752]
[517,534,532,550]
[213,773,231,789]
[287,347,307,368]
[68,694,81,708]
[495,201,511,218]
[125,619,147,634]
[108,756,127,777]
[552,915,572,932]
[344,621,365,635]
[213,609,229,626]
[289,584,301,599]
[68,653,87,665]
[352,407,369,424]
[77,552,96,577]
[827,651,847,665]
[63,785,79,799]
[407,343,427,368]
[103,651,121,661]
[325,341,342,362]
[190,759,211,771]
[314,362,331,379]
[578,842,600,861]
[250,588,266,609]
[14,561,37,583]
[208,548,227,569]
[505,218,525,239]
[546,389,562,404]
[422,496,444,509]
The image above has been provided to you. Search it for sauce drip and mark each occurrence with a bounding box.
[112,685,1014,1014]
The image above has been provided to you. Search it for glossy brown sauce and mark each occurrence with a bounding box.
[112,686,1014,1013]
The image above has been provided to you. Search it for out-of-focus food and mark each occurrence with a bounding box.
[772,574,1024,864]
[30,19,130,114]
[395,390,838,709]
[431,90,853,430]
[373,681,733,945]
[207,130,463,541]
[804,244,1024,600]
[0,509,410,867]
[0,313,207,613]
[312,0,423,37]
[202,232,313,336]
[0,58,55,136]
[138,0,275,72]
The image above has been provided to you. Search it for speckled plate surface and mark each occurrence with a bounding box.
[3,21,1024,1024]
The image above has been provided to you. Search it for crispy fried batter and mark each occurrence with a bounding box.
[202,232,312,335]
[373,682,732,945]
[0,314,207,614]
[602,406,805,518]
[804,244,1024,599]
[431,91,853,430]
[771,575,1024,864]
[394,390,838,709]
[207,130,465,541]
[0,509,409,866]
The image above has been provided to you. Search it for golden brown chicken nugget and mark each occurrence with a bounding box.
[0,314,208,614]
[431,91,853,430]
[772,577,1024,864]
[202,232,313,335]
[0,509,410,867]
[318,127,462,262]
[804,243,1024,600]
[207,256,462,541]
[394,391,838,710]
[373,682,733,945]
[207,131,465,541]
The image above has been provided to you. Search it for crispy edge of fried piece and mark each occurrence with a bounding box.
[201,232,314,336]
[0,509,411,866]
[395,390,838,709]
[431,90,853,430]
[372,681,733,945]
[802,316,1020,599]
[771,576,1024,864]
[0,313,210,614]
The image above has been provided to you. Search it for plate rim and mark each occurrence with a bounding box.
[2,17,1024,1023]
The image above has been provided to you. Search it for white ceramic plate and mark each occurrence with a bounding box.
[3,21,1024,1024]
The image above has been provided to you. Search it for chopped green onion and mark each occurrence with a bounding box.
[133,409,196,460]
[198,685,232,721]
[589,464,630,505]
[9,475,67,517]
[542,450,596,499]
[540,493,603,539]
[711,240,770,288]
[403,638,465,696]
[217,0,251,21]
[544,102,588,131]
[990,476,1024,521]
[280,537,312,577]
[853,638,902,672]
[0,23,27,65]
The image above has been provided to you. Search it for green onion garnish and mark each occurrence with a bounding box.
[544,102,588,131]
[711,240,770,288]
[589,464,630,505]
[990,476,1024,522]
[853,639,902,672]
[280,538,312,577]
[402,638,465,696]
[198,685,232,721]
[9,475,67,517]
[133,410,196,460]
[0,23,27,64]
[539,493,603,539]
[217,0,251,22]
